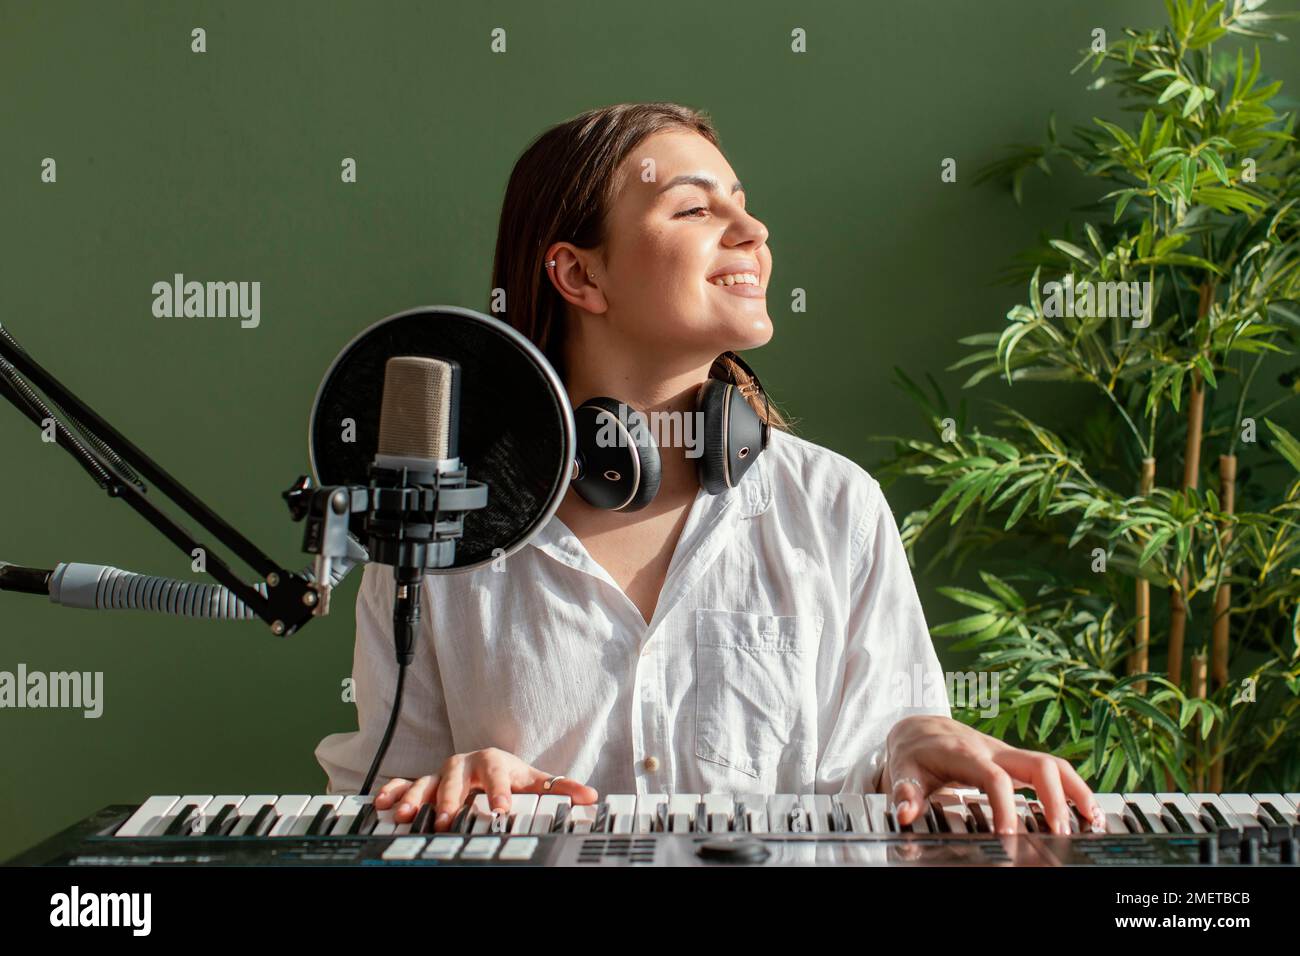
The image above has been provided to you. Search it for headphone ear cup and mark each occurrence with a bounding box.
[572,397,661,511]
[696,379,765,495]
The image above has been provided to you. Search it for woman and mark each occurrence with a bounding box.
[315,103,1105,837]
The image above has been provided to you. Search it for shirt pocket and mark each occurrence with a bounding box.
[693,608,822,780]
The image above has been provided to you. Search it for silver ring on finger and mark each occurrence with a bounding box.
[542,775,565,791]
[891,775,923,794]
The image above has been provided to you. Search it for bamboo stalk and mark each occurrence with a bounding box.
[1208,454,1237,792]
[1131,458,1157,692]
[1191,650,1207,791]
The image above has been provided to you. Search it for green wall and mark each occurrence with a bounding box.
[3,0,1297,859]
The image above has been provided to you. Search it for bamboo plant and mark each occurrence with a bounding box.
[878,0,1300,792]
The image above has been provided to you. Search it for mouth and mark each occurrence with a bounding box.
[707,271,766,298]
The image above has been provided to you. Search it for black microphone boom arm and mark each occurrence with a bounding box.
[0,320,319,636]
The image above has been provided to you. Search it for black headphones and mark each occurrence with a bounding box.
[570,351,771,511]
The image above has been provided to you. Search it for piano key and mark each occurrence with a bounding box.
[531,794,569,834]
[1156,793,1208,833]
[246,803,278,837]
[267,795,311,837]
[592,801,610,833]
[703,793,733,832]
[768,794,798,834]
[835,794,868,833]
[155,795,213,836]
[305,805,337,836]
[930,792,968,833]
[1124,793,1170,833]
[1191,793,1254,841]
[550,802,571,833]
[799,795,835,834]
[633,793,666,834]
[207,803,239,836]
[411,803,434,834]
[693,801,708,835]
[606,794,637,834]
[293,795,344,836]
[162,802,203,836]
[1093,793,1133,834]
[468,794,495,834]
[507,794,539,834]
[1285,794,1300,820]
[669,794,699,833]
[449,803,474,834]
[736,793,768,833]
[202,796,245,834]
[332,795,372,835]
[863,794,889,833]
[116,796,180,837]
[1220,794,1267,841]
[568,803,598,833]
[960,793,997,834]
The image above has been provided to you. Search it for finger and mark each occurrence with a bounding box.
[1003,752,1069,834]
[517,768,600,805]
[885,767,931,827]
[433,757,471,832]
[480,758,515,816]
[1053,756,1104,832]
[393,775,439,824]
[975,762,1019,835]
[373,778,412,810]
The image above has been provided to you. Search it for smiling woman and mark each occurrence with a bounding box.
[314,102,1106,838]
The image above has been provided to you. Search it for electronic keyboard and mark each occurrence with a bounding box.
[12,789,1300,866]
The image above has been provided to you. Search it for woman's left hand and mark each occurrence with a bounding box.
[880,714,1105,835]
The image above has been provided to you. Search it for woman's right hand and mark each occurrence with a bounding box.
[373,747,600,831]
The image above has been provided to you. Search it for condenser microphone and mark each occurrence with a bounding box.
[365,356,463,665]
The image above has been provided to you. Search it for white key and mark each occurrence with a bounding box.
[669,794,699,833]
[268,795,312,837]
[151,795,214,836]
[800,794,835,833]
[1093,793,1131,834]
[1156,793,1208,833]
[507,794,540,834]
[291,795,344,836]
[633,793,667,834]
[931,791,969,833]
[329,795,372,836]
[736,793,768,833]
[1124,793,1170,833]
[382,836,426,860]
[957,792,995,833]
[373,805,398,836]
[1191,793,1252,834]
[530,794,570,834]
[117,796,179,837]
[768,794,799,833]
[863,794,889,833]
[703,793,733,833]
[227,795,277,836]
[1254,793,1297,827]
[568,803,598,833]
[1284,794,1300,821]
[1222,793,1267,827]
[1012,795,1034,833]
[834,794,869,833]
[469,794,498,834]
[606,794,637,833]
[499,837,540,861]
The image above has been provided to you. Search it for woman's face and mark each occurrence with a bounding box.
[595,129,773,361]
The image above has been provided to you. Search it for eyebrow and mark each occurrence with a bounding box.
[656,174,743,196]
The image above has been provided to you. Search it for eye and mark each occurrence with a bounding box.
[674,206,708,219]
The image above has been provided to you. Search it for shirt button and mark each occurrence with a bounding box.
[642,756,660,772]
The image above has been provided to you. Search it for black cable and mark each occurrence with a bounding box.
[359,660,407,796]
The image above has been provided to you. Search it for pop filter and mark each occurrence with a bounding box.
[309,305,575,572]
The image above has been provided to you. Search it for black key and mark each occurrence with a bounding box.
[733,801,749,833]
[348,803,377,836]
[831,802,848,833]
[1125,801,1154,834]
[451,804,475,834]
[592,801,610,833]
[694,801,707,834]
[411,804,434,834]
[929,798,951,834]
[1163,801,1194,834]
[655,801,669,833]
[1031,805,1049,833]
[1258,800,1288,826]
[1069,802,1090,831]
[163,803,200,836]
[306,805,336,836]
[248,804,278,837]
[1199,802,1239,845]
[969,802,991,834]
[210,804,240,836]
[549,802,571,834]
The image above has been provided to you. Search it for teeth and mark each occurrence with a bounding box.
[711,273,759,286]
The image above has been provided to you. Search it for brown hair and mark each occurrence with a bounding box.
[488,102,792,433]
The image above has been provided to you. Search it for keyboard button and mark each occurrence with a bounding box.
[499,837,540,861]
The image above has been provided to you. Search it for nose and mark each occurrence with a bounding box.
[725,203,769,249]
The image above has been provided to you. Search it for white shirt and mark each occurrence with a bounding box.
[315,427,951,797]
